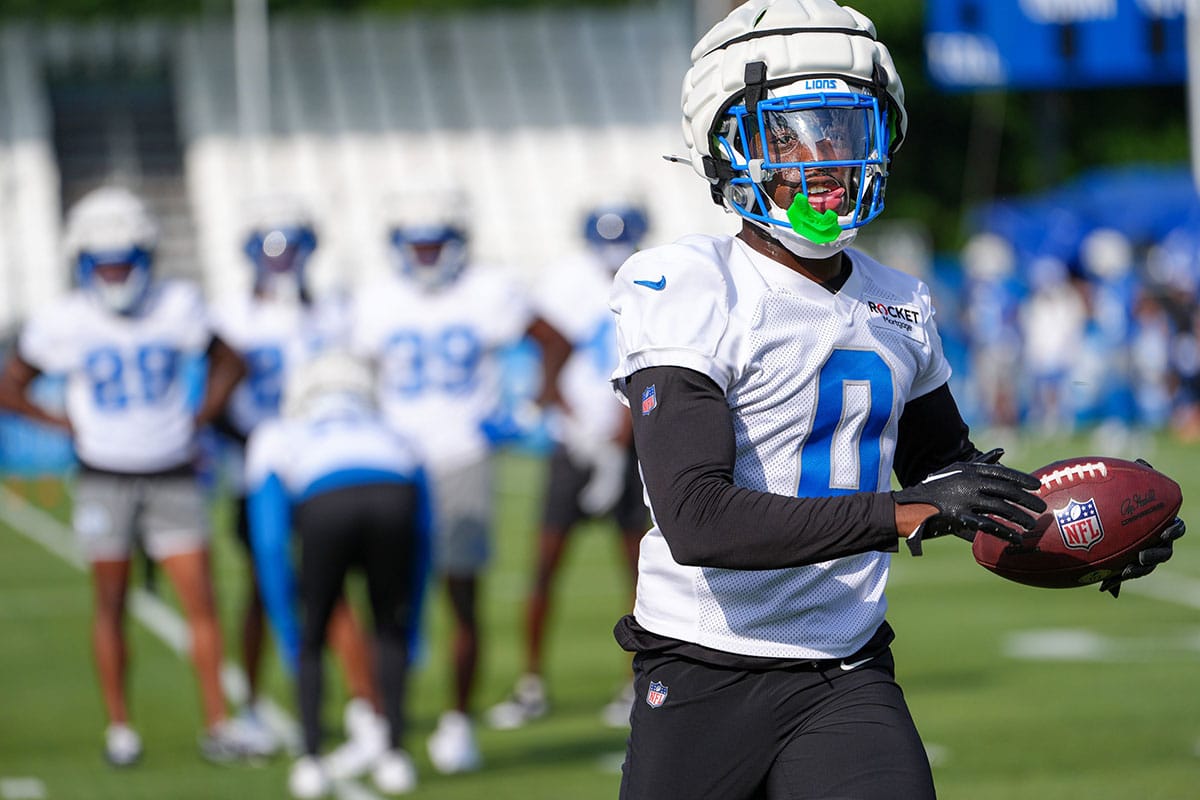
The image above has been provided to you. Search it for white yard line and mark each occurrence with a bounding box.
[0,484,382,800]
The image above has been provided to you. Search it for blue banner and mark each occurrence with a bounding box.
[926,0,1187,90]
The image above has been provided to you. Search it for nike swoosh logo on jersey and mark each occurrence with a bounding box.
[633,276,667,291]
[839,656,874,671]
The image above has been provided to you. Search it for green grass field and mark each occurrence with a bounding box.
[1,435,1198,799]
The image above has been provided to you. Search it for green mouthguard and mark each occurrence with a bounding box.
[785,195,841,244]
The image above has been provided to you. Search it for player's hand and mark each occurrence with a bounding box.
[894,449,1046,556]
[579,440,627,516]
[1099,515,1186,598]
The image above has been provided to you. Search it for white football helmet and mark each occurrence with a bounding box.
[584,203,650,272]
[242,194,318,302]
[385,186,469,291]
[64,186,158,314]
[681,0,906,260]
[282,349,376,419]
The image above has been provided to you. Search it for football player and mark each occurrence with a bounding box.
[352,185,571,774]
[210,195,387,775]
[0,186,261,765]
[487,203,651,731]
[608,2,1184,798]
[245,351,429,798]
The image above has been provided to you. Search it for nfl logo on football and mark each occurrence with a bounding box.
[1054,498,1105,551]
[646,680,668,708]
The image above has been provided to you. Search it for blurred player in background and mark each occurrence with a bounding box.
[245,351,429,798]
[1019,255,1087,434]
[352,185,571,774]
[211,195,389,776]
[960,232,1023,434]
[488,203,650,731]
[0,186,263,765]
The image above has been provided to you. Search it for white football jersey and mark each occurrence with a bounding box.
[351,266,533,471]
[211,294,350,436]
[19,281,212,473]
[610,234,952,660]
[532,252,625,445]
[245,398,421,498]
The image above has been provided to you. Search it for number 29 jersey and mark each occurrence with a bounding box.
[18,281,212,473]
[609,234,952,660]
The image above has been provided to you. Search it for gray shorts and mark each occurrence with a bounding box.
[72,467,211,562]
[429,458,493,576]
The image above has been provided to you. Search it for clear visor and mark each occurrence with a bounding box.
[761,106,872,165]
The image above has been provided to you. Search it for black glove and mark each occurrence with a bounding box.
[1097,517,1185,598]
[1099,458,1186,598]
[894,448,1047,556]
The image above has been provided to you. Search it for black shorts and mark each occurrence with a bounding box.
[620,648,935,800]
[541,441,648,533]
[233,493,251,550]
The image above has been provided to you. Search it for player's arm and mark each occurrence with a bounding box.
[247,470,300,669]
[626,366,1045,569]
[0,353,71,433]
[193,335,247,429]
[625,365,899,568]
[525,315,572,411]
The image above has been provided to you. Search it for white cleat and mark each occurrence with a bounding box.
[485,673,549,730]
[372,749,418,795]
[200,717,269,764]
[601,681,636,728]
[288,755,331,799]
[234,705,282,758]
[104,723,143,767]
[323,698,389,780]
[427,711,482,774]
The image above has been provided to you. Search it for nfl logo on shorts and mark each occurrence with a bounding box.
[641,385,658,416]
[1054,497,1104,551]
[645,680,668,708]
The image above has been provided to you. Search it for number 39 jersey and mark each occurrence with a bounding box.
[351,267,533,472]
[609,235,951,659]
[18,281,212,473]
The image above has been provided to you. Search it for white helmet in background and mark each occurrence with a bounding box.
[385,185,469,291]
[1079,227,1133,281]
[681,0,906,260]
[242,193,319,302]
[962,232,1016,282]
[64,186,158,314]
[282,350,376,420]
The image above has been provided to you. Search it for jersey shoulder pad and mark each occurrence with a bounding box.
[245,417,290,489]
[610,234,737,385]
[18,293,89,372]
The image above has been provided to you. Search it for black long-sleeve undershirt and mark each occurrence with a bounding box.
[622,366,979,571]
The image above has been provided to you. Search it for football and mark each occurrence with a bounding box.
[972,456,1183,589]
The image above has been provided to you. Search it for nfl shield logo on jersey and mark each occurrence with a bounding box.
[641,385,658,416]
[645,680,668,708]
[1054,498,1104,551]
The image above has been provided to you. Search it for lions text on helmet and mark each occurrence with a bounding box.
[65,187,159,315]
[679,0,907,259]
